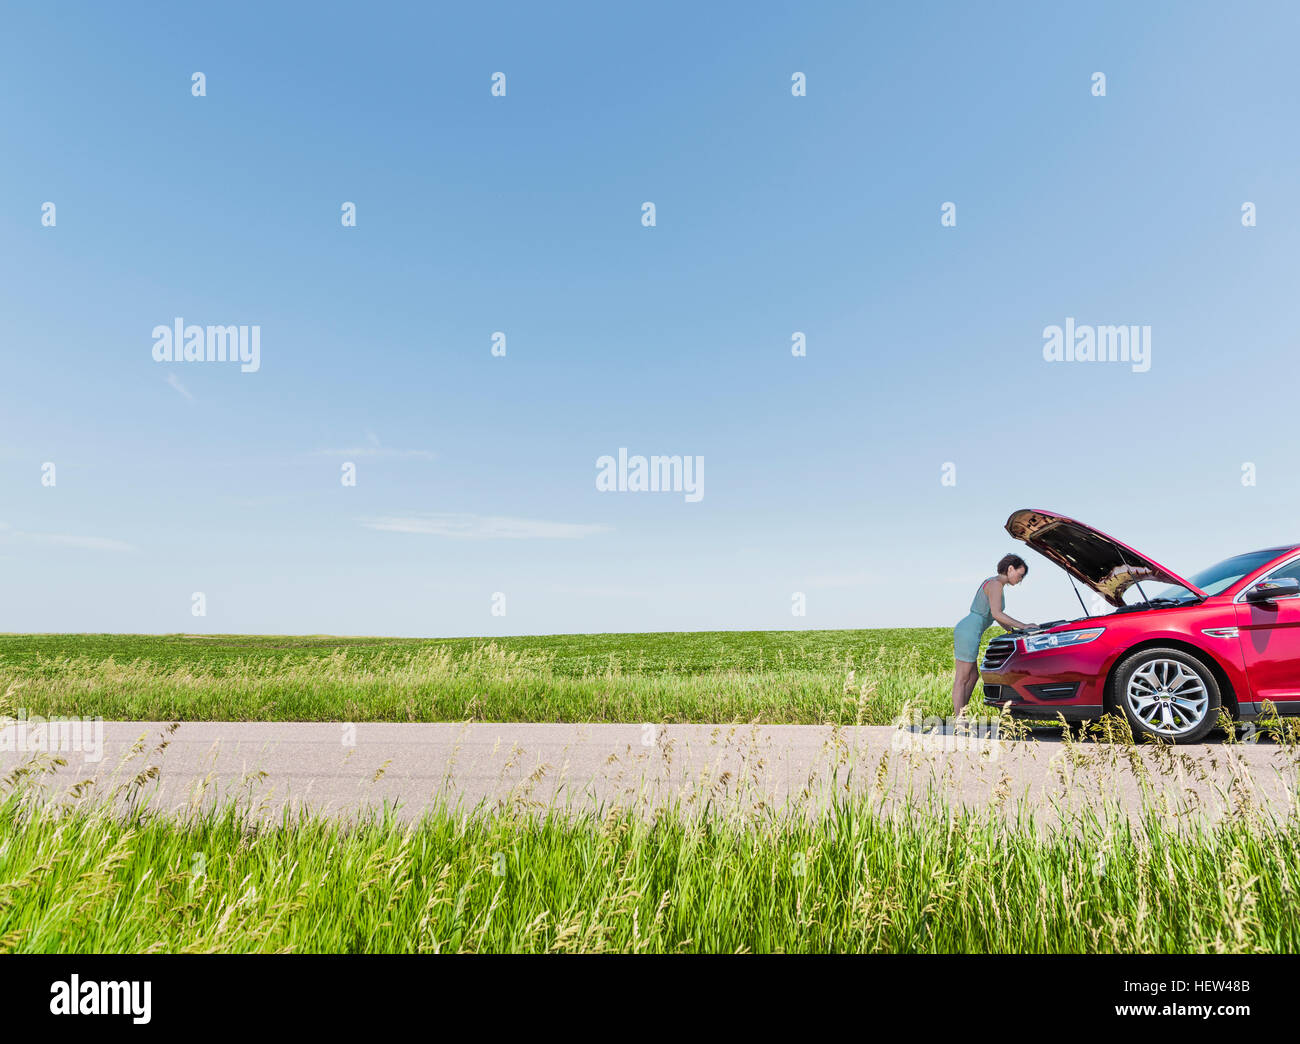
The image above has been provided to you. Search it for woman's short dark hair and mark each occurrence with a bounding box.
[997,553,1027,576]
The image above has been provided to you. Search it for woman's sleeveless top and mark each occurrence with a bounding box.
[970,577,998,628]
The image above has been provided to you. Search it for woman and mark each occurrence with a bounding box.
[952,554,1033,714]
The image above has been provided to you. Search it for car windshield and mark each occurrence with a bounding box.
[1149,549,1288,599]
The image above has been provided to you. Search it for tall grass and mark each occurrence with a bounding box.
[2,729,1298,953]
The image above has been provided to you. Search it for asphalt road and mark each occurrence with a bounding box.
[2,720,1297,829]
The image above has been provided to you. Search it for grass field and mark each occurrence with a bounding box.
[0,629,973,724]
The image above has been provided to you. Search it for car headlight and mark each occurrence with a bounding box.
[1021,627,1105,653]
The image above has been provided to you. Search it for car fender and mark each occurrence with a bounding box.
[1100,630,1249,710]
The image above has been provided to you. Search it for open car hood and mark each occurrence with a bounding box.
[1005,509,1206,608]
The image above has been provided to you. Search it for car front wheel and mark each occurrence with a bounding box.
[1112,647,1221,744]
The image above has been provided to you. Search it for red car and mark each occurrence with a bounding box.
[979,508,1300,743]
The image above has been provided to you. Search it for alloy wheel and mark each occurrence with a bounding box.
[1123,657,1209,738]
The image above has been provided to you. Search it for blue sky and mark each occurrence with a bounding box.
[2,1,1298,635]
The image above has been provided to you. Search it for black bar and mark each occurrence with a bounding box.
[0,953,1283,1029]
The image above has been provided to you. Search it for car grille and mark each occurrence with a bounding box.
[980,637,1017,671]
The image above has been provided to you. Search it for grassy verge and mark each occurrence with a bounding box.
[0,630,970,724]
[1,770,1294,953]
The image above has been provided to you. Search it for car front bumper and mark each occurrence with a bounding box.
[979,638,1111,721]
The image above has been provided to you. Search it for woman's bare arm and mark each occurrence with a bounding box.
[986,579,1031,630]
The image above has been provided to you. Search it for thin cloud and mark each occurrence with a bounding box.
[361,513,612,539]
[314,431,434,460]
[551,583,648,598]
[165,373,193,400]
[0,524,136,552]
[319,447,436,460]
[804,570,876,589]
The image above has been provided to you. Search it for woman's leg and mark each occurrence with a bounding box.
[963,660,981,708]
[952,659,975,714]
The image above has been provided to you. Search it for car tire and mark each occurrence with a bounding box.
[1111,647,1221,744]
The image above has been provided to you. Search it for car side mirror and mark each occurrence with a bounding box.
[1246,577,1300,602]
